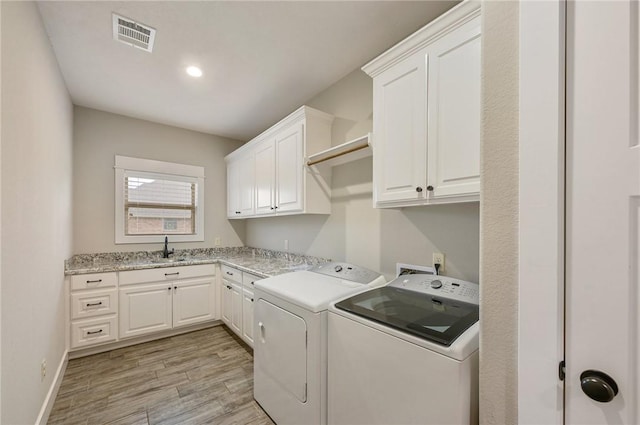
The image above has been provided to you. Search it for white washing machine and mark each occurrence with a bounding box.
[253,262,386,425]
[328,274,479,425]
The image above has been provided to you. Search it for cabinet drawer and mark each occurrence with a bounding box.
[221,265,242,284]
[71,289,117,320]
[242,272,262,289]
[71,315,117,348]
[70,272,117,291]
[119,264,216,285]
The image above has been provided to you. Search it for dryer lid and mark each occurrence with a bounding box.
[255,271,374,313]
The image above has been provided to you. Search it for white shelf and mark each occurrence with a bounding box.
[306,133,372,168]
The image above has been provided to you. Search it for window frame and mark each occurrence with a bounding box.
[114,155,205,244]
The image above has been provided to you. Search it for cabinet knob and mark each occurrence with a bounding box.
[274,206,278,209]
[168,287,171,291]
[270,207,275,210]
[416,187,423,193]
[427,185,434,191]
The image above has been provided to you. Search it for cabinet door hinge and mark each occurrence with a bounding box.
[559,360,566,381]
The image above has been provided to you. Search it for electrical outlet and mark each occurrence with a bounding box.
[214,237,221,246]
[284,240,289,251]
[432,252,445,272]
[41,359,46,381]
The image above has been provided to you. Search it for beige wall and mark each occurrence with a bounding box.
[245,69,480,282]
[73,107,245,253]
[479,1,519,423]
[1,2,73,423]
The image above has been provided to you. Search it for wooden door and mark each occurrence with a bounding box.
[565,1,640,422]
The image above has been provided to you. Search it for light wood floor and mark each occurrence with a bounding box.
[48,326,274,425]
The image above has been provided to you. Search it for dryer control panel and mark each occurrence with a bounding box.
[310,262,384,285]
[389,274,479,305]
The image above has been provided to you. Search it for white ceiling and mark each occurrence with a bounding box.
[37,1,458,141]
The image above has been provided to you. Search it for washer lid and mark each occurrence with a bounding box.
[255,271,369,313]
[334,285,479,347]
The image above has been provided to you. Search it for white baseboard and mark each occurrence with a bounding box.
[35,349,68,425]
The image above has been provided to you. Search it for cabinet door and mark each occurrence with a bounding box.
[230,283,243,335]
[427,17,481,198]
[242,287,254,347]
[254,139,276,215]
[173,276,215,328]
[373,53,427,205]
[119,282,172,339]
[227,159,241,218]
[238,153,255,216]
[275,124,304,213]
[221,280,233,326]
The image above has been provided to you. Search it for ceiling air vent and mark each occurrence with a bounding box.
[112,13,156,53]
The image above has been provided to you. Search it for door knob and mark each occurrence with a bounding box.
[580,370,618,402]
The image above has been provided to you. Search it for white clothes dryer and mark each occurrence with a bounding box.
[253,262,385,425]
[328,274,480,425]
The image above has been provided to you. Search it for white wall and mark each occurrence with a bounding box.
[1,2,73,423]
[479,1,519,423]
[73,107,245,253]
[246,70,480,282]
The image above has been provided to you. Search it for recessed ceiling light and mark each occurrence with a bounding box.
[186,66,203,78]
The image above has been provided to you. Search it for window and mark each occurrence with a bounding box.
[115,156,205,244]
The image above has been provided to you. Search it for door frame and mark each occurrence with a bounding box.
[518,1,566,423]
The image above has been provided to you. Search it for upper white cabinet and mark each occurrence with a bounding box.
[226,106,334,219]
[227,151,255,217]
[363,1,481,207]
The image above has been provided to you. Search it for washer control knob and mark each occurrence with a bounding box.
[334,265,343,272]
[430,280,443,289]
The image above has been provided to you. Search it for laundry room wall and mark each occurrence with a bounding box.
[245,69,480,282]
[73,107,246,254]
[1,2,73,423]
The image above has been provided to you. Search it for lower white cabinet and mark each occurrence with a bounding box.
[220,265,262,348]
[242,287,255,345]
[119,282,173,339]
[68,263,221,351]
[119,269,216,339]
[173,277,217,328]
[230,282,243,335]
[69,272,119,349]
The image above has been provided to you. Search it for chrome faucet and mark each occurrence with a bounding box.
[163,236,174,258]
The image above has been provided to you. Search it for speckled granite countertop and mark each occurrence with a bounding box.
[65,247,330,278]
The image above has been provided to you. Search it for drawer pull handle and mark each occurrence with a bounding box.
[227,285,232,290]
[250,281,255,285]
[165,272,180,276]
[86,301,103,307]
[87,329,103,335]
[226,271,233,276]
[86,279,102,284]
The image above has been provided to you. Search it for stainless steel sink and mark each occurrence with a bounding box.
[151,258,187,264]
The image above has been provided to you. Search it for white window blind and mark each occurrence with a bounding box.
[115,156,205,244]
[124,172,197,236]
